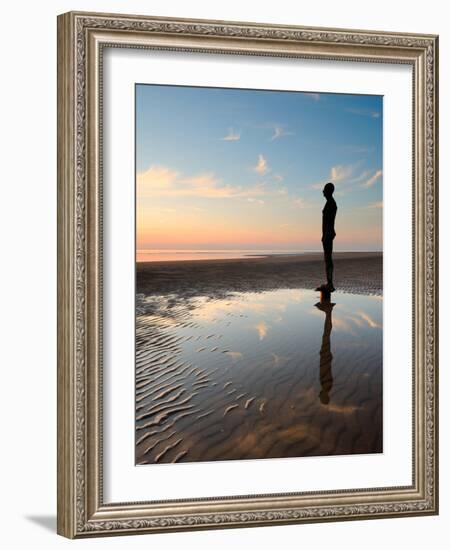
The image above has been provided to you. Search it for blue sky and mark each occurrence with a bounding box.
[136,84,383,251]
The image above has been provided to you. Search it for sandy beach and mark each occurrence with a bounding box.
[135,252,383,465]
[137,252,382,300]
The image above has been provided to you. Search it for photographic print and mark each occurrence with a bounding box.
[135,84,383,465]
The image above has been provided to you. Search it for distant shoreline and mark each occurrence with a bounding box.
[136,250,382,263]
[137,251,382,299]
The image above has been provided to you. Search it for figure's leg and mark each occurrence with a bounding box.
[322,240,328,281]
[316,240,334,293]
[324,240,334,290]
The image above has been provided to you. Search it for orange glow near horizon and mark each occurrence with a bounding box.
[136,216,381,251]
[136,227,321,249]
[135,161,382,254]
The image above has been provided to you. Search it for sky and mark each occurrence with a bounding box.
[136,84,383,251]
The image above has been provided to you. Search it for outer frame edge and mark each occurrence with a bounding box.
[56,10,439,538]
[57,11,76,540]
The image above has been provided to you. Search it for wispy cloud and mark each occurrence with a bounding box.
[274,174,284,183]
[310,163,358,190]
[330,164,355,183]
[348,170,371,184]
[345,107,381,119]
[309,163,382,195]
[270,126,294,141]
[247,198,265,205]
[292,197,310,208]
[310,182,325,191]
[253,154,269,175]
[361,169,382,188]
[366,201,383,209]
[137,164,284,200]
[221,128,241,141]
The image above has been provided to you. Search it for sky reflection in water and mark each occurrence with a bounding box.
[136,289,383,464]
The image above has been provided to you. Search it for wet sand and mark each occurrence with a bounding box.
[135,253,383,465]
[137,252,382,300]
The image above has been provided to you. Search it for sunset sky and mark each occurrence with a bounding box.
[136,84,382,252]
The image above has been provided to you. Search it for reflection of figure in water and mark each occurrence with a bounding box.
[315,296,335,405]
[316,182,337,294]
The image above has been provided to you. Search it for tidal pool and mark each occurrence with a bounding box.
[135,289,383,464]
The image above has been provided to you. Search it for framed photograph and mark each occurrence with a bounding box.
[57,11,439,538]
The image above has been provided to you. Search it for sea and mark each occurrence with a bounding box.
[136,249,320,262]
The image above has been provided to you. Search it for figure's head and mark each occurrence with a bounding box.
[323,182,335,199]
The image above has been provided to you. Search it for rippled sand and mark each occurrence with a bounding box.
[135,254,382,465]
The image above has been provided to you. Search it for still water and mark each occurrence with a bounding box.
[135,289,383,464]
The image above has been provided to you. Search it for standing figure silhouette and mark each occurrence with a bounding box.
[316,182,337,293]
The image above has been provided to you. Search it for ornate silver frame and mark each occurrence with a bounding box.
[57,11,439,538]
